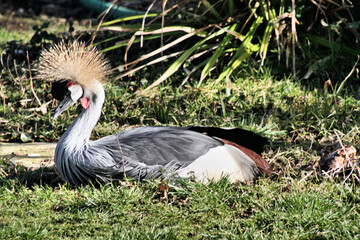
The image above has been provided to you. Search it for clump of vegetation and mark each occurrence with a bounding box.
[99,0,360,88]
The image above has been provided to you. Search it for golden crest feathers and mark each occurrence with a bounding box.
[36,41,110,88]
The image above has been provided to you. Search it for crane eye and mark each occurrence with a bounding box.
[51,81,68,101]
[51,81,83,102]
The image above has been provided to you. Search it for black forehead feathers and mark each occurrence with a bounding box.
[51,81,68,101]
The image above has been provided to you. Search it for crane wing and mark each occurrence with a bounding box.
[83,127,224,181]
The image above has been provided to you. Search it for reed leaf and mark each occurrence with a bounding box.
[202,1,221,20]
[116,51,184,79]
[260,23,273,66]
[101,34,163,52]
[101,13,161,26]
[145,27,229,90]
[200,23,239,82]
[216,16,263,83]
[120,26,212,69]
[306,34,360,56]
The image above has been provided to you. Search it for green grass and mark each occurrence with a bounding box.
[0,16,41,43]
[1,8,360,240]
[1,174,359,239]
[1,68,360,238]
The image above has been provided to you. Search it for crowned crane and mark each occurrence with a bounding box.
[36,41,271,186]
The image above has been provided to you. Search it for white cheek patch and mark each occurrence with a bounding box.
[68,84,83,101]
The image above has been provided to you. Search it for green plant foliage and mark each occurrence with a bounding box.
[97,0,359,88]
[99,0,285,89]
[30,22,58,46]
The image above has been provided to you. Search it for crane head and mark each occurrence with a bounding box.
[35,41,111,119]
[52,81,85,119]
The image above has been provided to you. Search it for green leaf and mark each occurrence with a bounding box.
[20,132,34,143]
[216,17,263,83]
[260,23,273,65]
[228,0,235,16]
[101,34,175,52]
[145,27,228,91]
[101,13,161,26]
[145,42,205,91]
[306,34,360,56]
[202,1,221,20]
[200,23,239,81]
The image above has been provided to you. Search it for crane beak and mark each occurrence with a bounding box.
[53,84,83,119]
[54,93,76,119]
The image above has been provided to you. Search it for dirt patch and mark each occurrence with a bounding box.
[0,17,32,32]
[0,142,56,168]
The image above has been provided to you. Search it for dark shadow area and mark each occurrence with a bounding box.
[0,0,92,19]
[0,162,62,189]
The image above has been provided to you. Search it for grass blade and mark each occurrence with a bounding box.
[200,23,239,82]
[202,0,221,20]
[216,17,263,83]
[260,23,273,66]
[145,27,228,91]
[101,34,164,52]
[335,55,359,95]
[228,0,234,16]
[134,26,199,35]
[120,26,212,69]
[306,34,360,56]
[182,59,208,86]
[116,51,184,79]
[101,13,161,26]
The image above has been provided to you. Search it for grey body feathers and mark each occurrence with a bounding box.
[57,126,224,185]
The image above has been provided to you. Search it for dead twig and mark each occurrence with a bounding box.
[0,79,6,114]
[140,0,157,48]
[27,52,40,106]
[90,0,119,46]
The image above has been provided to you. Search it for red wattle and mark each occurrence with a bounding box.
[81,98,89,109]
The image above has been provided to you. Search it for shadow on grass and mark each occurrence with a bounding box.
[0,162,63,189]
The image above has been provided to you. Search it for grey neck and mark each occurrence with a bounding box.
[56,85,105,155]
[54,84,105,185]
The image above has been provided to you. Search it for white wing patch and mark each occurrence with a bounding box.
[176,144,257,184]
